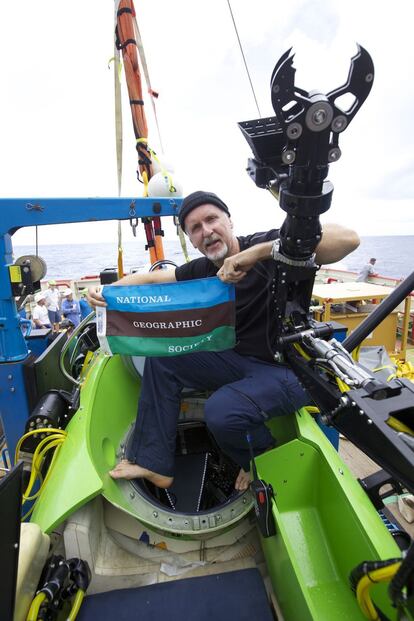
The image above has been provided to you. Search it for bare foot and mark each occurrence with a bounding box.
[109,459,173,489]
[235,468,252,492]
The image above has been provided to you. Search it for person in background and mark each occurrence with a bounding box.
[32,292,52,329]
[44,279,61,332]
[60,318,75,339]
[356,257,377,282]
[88,190,360,492]
[79,288,92,321]
[61,288,81,327]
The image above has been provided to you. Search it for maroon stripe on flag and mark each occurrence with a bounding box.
[105,301,235,337]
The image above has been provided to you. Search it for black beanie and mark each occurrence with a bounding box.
[178,191,231,231]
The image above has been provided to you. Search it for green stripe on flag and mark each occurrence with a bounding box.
[106,325,235,357]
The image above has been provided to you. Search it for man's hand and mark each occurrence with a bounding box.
[87,287,106,308]
[217,242,273,283]
[86,269,177,308]
[217,254,250,283]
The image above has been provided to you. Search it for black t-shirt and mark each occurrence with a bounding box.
[175,230,279,363]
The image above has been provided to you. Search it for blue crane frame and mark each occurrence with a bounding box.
[0,196,182,458]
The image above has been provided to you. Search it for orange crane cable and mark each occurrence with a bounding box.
[115,0,166,264]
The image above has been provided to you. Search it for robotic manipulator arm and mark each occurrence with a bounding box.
[239,47,414,497]
[239,44,374,338]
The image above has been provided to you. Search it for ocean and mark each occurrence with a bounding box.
[13,235,410,282]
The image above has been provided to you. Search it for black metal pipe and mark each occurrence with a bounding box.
[342,270,414,352]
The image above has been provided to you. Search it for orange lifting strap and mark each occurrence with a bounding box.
[115,0,165,263]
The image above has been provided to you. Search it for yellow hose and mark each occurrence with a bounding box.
[387,416,414,436]
[67,589,86,621]
[356,562,401,620]
[305,406,320,415]
[26,592,46,621]
[15,427,66,464]
[23,438,65,501]
[21,445,64,521]
[351,344,361,362]
[293,342,311,361]
[17,430,66,520]
[336,377,350,392]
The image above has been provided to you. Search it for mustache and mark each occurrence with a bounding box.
[204,235,220,247]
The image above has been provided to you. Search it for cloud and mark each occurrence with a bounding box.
[2,0,414,248]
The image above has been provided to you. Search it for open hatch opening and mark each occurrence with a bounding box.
[128,420,242,514]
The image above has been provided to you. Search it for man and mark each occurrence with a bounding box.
[88,191,359,491]
[44,279,61,332]
[79,288,92,321]
[356,257,377,282]
[32,292,52,329]
[61,289,81,327]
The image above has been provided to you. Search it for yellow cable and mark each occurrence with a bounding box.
[293,342,311,361]
[26,591,46,621]
[390,357,414,381]
[147,146,176,192]
[14,428,66,464]
[305,406,320,415]
[387,416,414,436]
[34,441,63,492]
[293,342,350,393]
[293,340,352,394]
[23,438,65,501]
[21,434,65,498]
[356,562,401,620]
[351,344,361,362]
[21,503,36,522]
[336,377,350,392]
[67,590,86,621]
[25,439,64,500]
[21,443,64,521]
[163,169,176,192]
[142,169,149,197]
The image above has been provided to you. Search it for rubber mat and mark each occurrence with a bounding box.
[77,567,274,620]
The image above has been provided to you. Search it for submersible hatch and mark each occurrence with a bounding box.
[112,418,253,539]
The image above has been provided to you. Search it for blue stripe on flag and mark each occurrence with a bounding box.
[102,277,235,313]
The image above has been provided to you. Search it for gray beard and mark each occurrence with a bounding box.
[205,241,229,263]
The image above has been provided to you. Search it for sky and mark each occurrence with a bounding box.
[1,0,414,248]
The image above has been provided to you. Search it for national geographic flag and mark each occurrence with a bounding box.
[96,277,236,356]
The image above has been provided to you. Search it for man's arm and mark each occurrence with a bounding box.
[314,223,360,265]
[32,308,45,328]
[87,268,177,308]
[218,223,359,283]
[61,300,68,317]
[217,242,273,283]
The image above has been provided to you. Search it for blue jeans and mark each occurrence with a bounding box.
[126,349,309,475]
